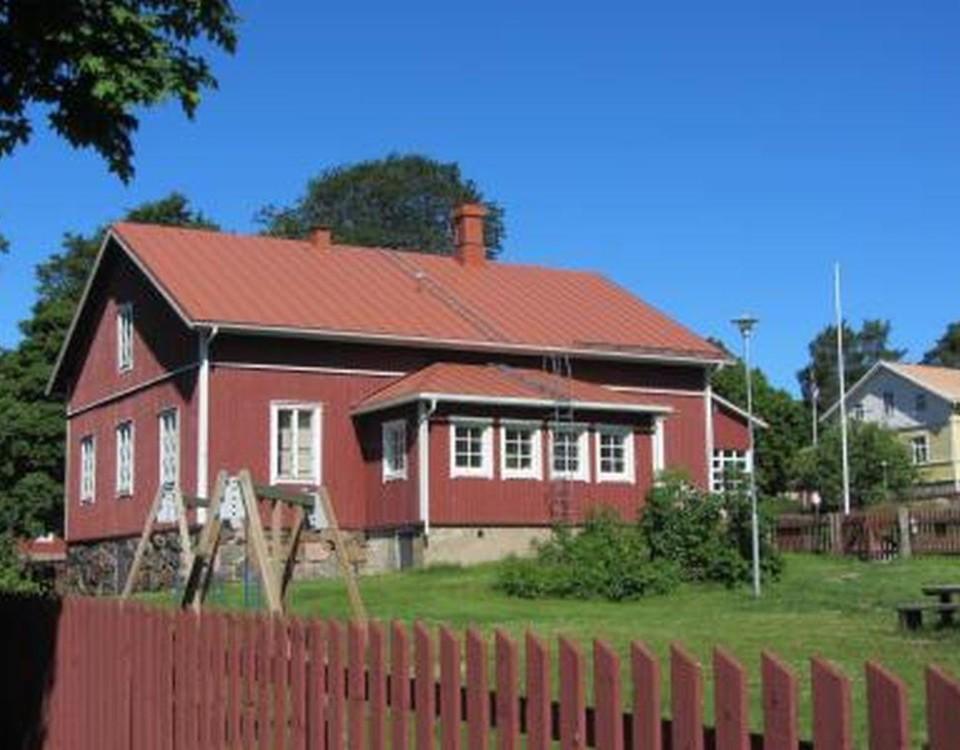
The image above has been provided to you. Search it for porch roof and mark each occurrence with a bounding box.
[352,362,673,416]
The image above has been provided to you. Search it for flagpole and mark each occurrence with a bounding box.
[835,263,852,515]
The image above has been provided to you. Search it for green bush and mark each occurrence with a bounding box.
[494,473,783,601]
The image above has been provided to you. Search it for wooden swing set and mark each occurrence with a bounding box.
[120,469,366,620]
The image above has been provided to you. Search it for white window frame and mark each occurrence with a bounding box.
[595,425,635,484]
[852,403,865,421]
[711,449,750,493]
[270,402,322,485]
[549,423,590,482]
[652,418,666,475]
[883,391,895,417]
[116,302,134,372]
[115,421,135,497]
[500,420,543,480]
[911,435,930,465]
[449,417,494,479]
[382,419,408,482]
[80,435,96,504]
[158,408,180,490]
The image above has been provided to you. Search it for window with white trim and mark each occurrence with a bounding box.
[596,425,635,483]
[450,418,493,478]
[883,391,895,417]
[711,449,749,493]
[271,403,321,483]
[550,425,589,481]
[159,409,179,489]
[115,421,134,496]
[501,421,542,479]
[117,303,134,372]
[652,418,666,475]
[382,420,407,481]
[911,435,930,465]
[852,403,865,421]
[80,435,95,503]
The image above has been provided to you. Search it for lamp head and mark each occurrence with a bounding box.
[732,314,759,337]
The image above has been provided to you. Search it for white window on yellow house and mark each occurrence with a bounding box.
[911,435,930,465]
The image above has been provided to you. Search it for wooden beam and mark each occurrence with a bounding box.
[239,470,284,614]
[180,471,227,612]
[318,486,368,623]
[120,486,165,599]
[252,483,315,508]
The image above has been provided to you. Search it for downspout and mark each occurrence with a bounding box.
[705,382,715,491]
[196,325,219,522]
[418,398,438,537]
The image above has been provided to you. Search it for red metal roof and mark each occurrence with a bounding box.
[110,222,725,363]
[353,362,673,415]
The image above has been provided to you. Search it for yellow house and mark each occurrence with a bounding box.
[822,362,960,493]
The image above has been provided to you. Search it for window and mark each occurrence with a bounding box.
[80,435,95,503]
[271,403,321,483]
[852,403,865,421]
[652,418,666,475]
[501,421,542,479]
[883,391,895,417]
[711,449,749,493]
[596,426,635,483]
[159,409,179,489]
[915,393,927,413]
[911,435,930,465]
[450,418,493,478]
[117,303,134,371]
[382,420,407,481]
[115,421,134,496]
[550,425,589,481]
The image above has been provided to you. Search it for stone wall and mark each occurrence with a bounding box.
[66,531,185,595]
[423,526,549,566]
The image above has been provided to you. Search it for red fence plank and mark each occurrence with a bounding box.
[865,661,909,750]
[496,630,520,750]
[525,632,550,750]
[811,657,852,750]
[414,621,435,750]
[670,643,704,750]
[630,641,661,750]
[391,621,411,750]
[275,617,290,750]
[243,615,258,750]
[760,651,797,750]
[347,620,366,750]
[256,616,272,750]
[308,620,327,750]
[440,626,462,750]
[713,648,749,750]
[594,640,623,750]
[328,620,346,750]
[926,665,960,750]
[369,621,388,750]
[291,619,308,750]
[226,615,242,749]
[467,629,490,750]
[559,636,586,750]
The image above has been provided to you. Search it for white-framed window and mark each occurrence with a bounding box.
[852,403,865,421]
[500,421,542,480]
[382,419,407,482]
[80,435,96,503]
[595,425,635,483]
[911,435,930,465]
[549,424,589,481]
[652,418,666,475]
[115,421,134,496]
[711,449,749,493]
[270,403,322,484]
[116,302,134,372]
[159,409,179,489]
[450,418,493,478]
[883,391,895,417]
[915,393,927,413]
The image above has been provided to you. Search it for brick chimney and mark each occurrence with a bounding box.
[309,227,332,248]
[453,203,488,266]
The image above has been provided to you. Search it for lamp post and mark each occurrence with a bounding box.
[733,314,761,598]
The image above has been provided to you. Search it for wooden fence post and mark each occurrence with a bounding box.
[414,621,435,750]
[391,621,410,750]
[307,620,327,750]
[760,651,797,750]
[558,636,586,750]
[290,619,307,750]
[593,640,623,750]
[328,620,346,750]
[865,661,909,750]
[440,626,462,750]
[525,632,550,750]
[630,641,661,750]
[670,643,704,750]
[713,648,748,750]
[466,629,490,750]
[897,507,912,558]
[496,630,520,750]
[347,620,366,750]
[369,621,388,750]
[926,665,960,750]
[811,657,852,750]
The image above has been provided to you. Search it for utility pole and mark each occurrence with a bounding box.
[733,314,761,598]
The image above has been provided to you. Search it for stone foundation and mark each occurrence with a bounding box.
[423,526,550,566]
[66,531,186,595]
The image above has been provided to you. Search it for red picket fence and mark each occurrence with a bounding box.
[7,595,960,749]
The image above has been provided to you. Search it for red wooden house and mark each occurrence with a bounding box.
[49,204,756,572]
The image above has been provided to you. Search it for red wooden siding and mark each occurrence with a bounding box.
[712,400,751,453]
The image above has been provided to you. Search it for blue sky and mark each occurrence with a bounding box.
[1,1,957,393]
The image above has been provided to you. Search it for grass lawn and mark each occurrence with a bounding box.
[203,553,960,745]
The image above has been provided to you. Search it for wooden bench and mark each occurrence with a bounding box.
[896,602,960,630]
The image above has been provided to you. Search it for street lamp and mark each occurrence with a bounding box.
[732,314,761,598]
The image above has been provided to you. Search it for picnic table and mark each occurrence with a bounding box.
[922,584,960,605]
[896,584,960,630]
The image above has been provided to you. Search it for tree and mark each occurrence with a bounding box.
[711,359,809,496]
[923,323,960,368]
[796,320,905,413]
[0,0,238,182]
[0,194,216,536]
[791,422,916,509]
[259,154,506,257]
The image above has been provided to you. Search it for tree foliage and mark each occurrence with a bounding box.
[711,358,809,496]
[923,322,960,368]
[792,422,916,509]
[0,194,216,536]
[259,154,506,257]
[0,0,238,181]
[797,320,905,413]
